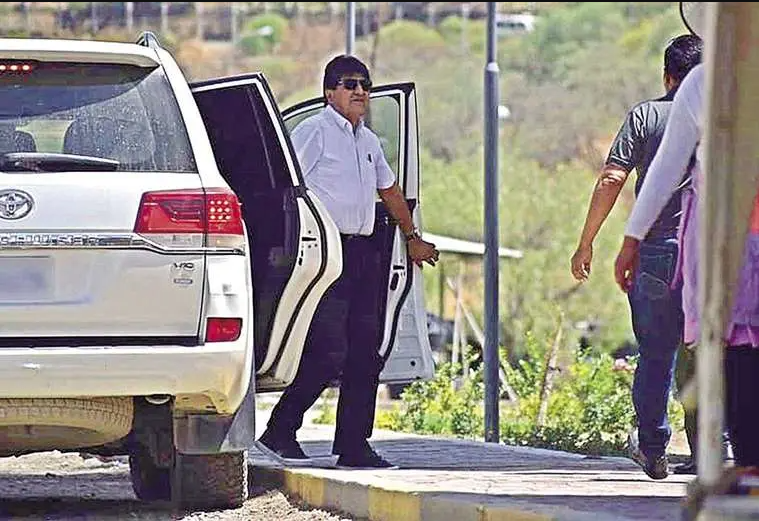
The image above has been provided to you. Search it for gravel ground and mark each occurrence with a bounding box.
[0,452,360,521]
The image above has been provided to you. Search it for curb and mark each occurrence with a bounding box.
[252,465,620,521]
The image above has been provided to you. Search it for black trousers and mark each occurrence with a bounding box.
[725,345,759,467]
[265,235,384,455]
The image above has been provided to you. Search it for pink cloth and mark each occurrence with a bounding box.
[675,166,759,347]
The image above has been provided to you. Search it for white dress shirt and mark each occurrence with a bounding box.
[290,105,396,236]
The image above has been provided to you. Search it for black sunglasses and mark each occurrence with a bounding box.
[337,78,372,91]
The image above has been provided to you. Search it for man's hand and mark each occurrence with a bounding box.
[408,237,439,268]
[614,236,641,292]
[571,243,593,281]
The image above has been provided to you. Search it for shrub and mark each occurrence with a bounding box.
[377,361,484,438]
[239,13,288,56]
[377,20,446,50]
[378,328,683,457]
[501,347,636,455]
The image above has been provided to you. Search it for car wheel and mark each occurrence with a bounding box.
[128,445,171,502]
[0,397,133,453]
[172,450,248,510]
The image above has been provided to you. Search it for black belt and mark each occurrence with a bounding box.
[340,233,371,241]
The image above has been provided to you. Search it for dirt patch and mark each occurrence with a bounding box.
[0,451,360,521]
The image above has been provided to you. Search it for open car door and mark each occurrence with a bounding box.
[282,82,435,385]
[191,74,342,391]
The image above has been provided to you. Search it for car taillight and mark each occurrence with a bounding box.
[0,62,34,73]
[134,188,244,249]
[206,317,243,342]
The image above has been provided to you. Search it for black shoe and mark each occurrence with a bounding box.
[257,431,311,466]
[673,459,697,475]
[628,430,669,480]
[335,446,398,470]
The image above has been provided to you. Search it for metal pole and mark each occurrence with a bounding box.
[461,3,470,52]
[161,2,169,35]
[483,2,500,443]
[346,2,356,55]
[195,2,204,41]
[231,3,239,47]
[91,2,98,34]
[125,2,134,34]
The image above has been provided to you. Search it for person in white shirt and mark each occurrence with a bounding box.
[615,62,759,472]
[259,55,439,469]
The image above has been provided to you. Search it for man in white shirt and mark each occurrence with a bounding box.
[259,55,439,469]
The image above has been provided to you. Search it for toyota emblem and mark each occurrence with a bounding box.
[0,189,34,220]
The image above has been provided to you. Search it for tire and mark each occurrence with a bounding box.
[173,451,248,510]
[0,397,133,453]
[129,445,171,502]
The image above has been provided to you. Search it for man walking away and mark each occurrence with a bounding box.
[570,34,703,479]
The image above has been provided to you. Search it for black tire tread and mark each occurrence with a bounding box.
[174,451,248,510]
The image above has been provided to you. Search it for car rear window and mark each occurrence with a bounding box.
[0,62,196,172]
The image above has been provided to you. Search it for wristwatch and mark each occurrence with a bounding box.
[404,227,422,242]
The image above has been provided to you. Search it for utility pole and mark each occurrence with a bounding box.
[461,3,470,52]
[195,2,205,41]
[483,1,501,444]
[125,2,134,34]
[231,3,239,47]
[161,2,169,35]
[23,2,32,34]
[346,2,356,55]
[91,2,98,34]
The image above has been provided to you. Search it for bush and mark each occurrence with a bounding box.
[376,361,484,438]
[501,346,636,455]
[239,13,288,56]
[377,20,446,50]
[378,329,683,457]
[437,16,487,55]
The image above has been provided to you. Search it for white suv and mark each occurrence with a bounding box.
[0,32,435,510]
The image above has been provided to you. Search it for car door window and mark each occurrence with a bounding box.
[284,96,402,188]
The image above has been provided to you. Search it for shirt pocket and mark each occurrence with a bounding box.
[358,145,377,183]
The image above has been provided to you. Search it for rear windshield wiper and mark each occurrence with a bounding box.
[0,152,120,172]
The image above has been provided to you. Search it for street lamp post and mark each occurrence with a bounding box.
[346,2,356,55]
[483,2,501,443]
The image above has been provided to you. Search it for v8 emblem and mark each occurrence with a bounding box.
[172,262,195,271]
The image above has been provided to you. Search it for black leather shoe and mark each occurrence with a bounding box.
[673,459,697,475]
[336,446,398,469]
[257,431,311,465]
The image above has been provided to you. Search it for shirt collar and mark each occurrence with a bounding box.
[324,104,364,134]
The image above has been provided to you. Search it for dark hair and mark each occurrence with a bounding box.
[323,54,371,93]
[664,34,703,82]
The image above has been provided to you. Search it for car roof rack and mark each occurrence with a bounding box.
[136,31,161,50]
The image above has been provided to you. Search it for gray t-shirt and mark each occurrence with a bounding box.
[606,89,691,240]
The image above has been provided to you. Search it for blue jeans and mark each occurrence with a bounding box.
[628,237,683,459]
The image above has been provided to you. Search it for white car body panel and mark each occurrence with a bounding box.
[0,39,252,414]
[0,38,160,66]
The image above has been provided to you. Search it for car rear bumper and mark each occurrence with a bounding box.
[0,343,252,414]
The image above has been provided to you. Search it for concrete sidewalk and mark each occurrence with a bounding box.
[249,409,691,521]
